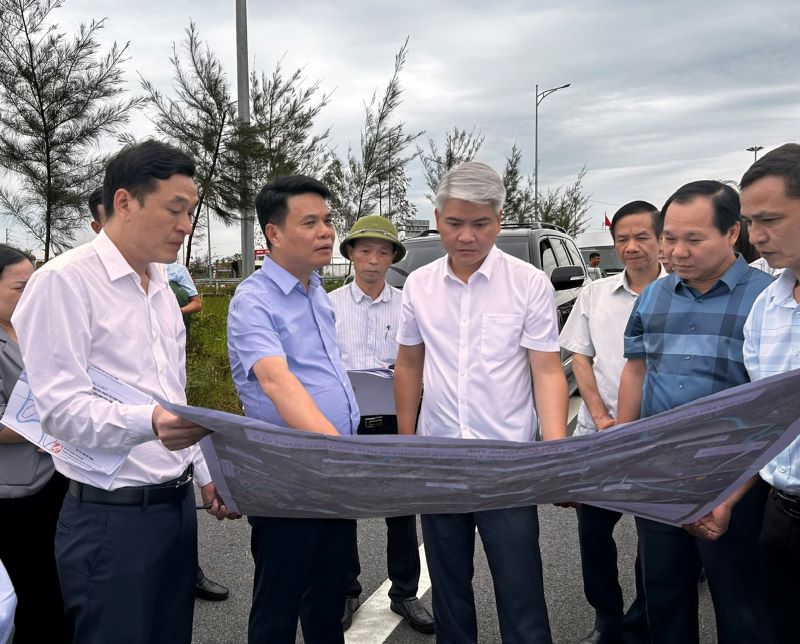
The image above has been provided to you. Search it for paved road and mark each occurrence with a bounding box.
[192,396,718,643]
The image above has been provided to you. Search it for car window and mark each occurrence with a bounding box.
[385,240,446,288]
[540,239,557,277]
[563,238,584,266]
[552,238,571,266]
[495,236,530,262]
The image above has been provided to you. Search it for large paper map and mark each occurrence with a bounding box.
[162,369,800,525]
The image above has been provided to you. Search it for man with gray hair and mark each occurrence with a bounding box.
[394,161,568,643]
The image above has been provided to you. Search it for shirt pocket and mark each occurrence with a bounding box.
[481,314,523,362]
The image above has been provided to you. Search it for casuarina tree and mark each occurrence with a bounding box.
[0,0,141,259]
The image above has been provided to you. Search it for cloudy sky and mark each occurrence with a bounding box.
[5,0,799,258]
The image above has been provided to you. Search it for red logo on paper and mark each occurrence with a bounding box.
[51,442,63,454]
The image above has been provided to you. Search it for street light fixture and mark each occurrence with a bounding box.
[534,83,570,217]
[746,145,764,162]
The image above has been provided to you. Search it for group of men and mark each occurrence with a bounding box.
[7,137,800,644]
[560,148,800,644]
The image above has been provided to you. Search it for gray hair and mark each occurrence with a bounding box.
[434,161,506,214]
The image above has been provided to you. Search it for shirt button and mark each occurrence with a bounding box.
[689,326,696,331]
[779,467,787,473]
[678,384,684,389]
[684,356,691,360]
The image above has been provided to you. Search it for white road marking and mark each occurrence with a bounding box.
[344,395,582,642]
[345,544,432,643]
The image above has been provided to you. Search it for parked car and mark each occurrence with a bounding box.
[574,230,623,275]
[386,223,588,394]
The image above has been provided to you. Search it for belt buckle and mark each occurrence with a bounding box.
[364,417,383,430]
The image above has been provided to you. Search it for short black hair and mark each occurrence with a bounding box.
[589,252,601,260]
[255,175,331,249]
[609,200,662,241]
[740,143,800,200]
[734,216,760,263]
[661,180,740,234]
[88,187,103,222]
[0,244,34,278]
[103,140,195,218]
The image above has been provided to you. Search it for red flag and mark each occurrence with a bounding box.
[604,215,612,228]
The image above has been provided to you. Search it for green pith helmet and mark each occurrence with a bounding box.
[339,215,406,262]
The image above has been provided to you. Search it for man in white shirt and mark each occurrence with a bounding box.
[14,141,232,644]
[329,215,434,635]
[560,201,666,644]
[394,162,568,644]
[688,143,800,644]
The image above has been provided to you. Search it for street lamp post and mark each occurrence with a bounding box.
[534,83,570,218]
[236,0,254,278]
[746,145,764,163]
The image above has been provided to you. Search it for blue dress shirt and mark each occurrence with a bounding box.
[624,255,773,417]
[227,257,359,435]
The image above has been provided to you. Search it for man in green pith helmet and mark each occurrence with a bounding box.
[329,215,435,635]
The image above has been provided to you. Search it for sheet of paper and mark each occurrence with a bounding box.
[1,364,153,474]
[161,367,800,526]
[347,369,396,416]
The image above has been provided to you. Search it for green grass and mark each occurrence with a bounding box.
[186,295,242,414]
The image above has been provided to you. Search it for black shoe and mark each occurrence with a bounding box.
[342,596,360,631]
[195,572,229,601]
[390,597,435,635]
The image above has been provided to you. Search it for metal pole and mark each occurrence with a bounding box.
[533,83,570,219]
[534,83,539,219]
[746,145,764,163]
[236,0,254,277]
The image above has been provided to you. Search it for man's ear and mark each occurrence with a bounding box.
[266,222,279,249]
[112,188,136,222]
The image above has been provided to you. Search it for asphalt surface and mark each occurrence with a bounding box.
[192,396,718,643]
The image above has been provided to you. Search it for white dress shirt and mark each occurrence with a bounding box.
[743,268,800,494]
[328,281,400,370]
[0,559,14,644]
[12,231,209,490]
[559,268,667,435]
[397,246,560,442]
[749,256,784,277]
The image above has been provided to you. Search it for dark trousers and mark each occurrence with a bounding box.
[760,487,800,644]
[636,480,770,644]
[248,516,355,644]
[347,414,421,602]
[55,483,197,644]
[0,472,71,644]
[577,504,649,644]
[347,515,420,601]
[421,506,552,644]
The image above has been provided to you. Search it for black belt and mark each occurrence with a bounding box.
[68,465,193,507]
[773,488,800,520]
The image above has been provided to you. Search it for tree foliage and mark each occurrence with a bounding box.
[0,0,140,259]
[418,125,483,204]
[249,58,332,183]
[327,39,423,239]
[140,21,256,265]
[537,166,591,236]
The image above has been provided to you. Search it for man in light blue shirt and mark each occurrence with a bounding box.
[227,175,358,644]
[724,143,800,644]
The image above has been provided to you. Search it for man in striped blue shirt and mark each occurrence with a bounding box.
[329,216,434,635]
[617,180,774,644]
[690,144,800,644]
